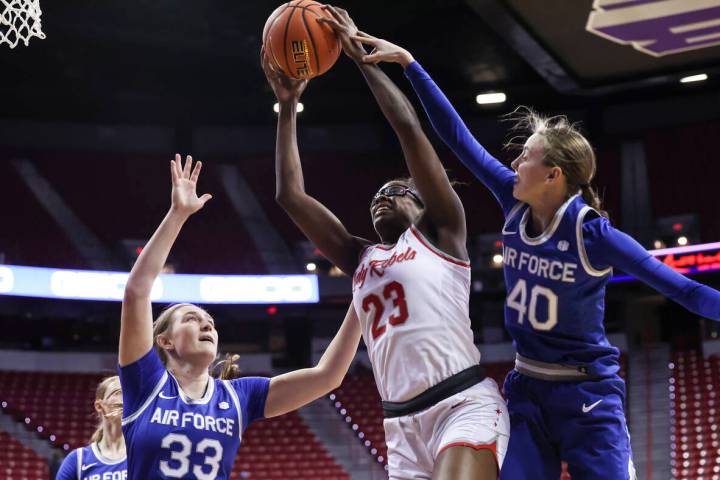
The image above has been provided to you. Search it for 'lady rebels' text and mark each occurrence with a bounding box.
[353,247,417,289]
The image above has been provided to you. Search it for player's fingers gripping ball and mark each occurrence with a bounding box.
[263,0,341,79]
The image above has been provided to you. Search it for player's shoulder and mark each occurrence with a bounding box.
[63,447,81,461]
[226,376,270,392]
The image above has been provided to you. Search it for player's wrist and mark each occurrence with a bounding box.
[397,51,414,68]
[168,205,193,221]
[278,98,300,108]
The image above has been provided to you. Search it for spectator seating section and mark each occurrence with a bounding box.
[0,161,83,268]
[0,370,101,450]
[33,152,265,273]
[235,412,349,480]
[670,350,720,480]
[0,429,49,480]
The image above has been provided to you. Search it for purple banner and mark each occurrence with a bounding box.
[587,0,720,56]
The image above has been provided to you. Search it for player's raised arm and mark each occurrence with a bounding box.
[350,31,517,215]
[320,7,467,259]
[585,217,720,321]
[262,50,370,276]
[119,155,212,366]
[263,303,362,418]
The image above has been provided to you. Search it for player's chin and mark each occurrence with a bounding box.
[194,342,218,360]
[511,183,525,201]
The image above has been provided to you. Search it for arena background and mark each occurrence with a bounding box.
[1,1,720,479]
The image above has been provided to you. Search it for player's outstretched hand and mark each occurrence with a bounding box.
[261,46,308,103]
[350,32,415,67]
[170,153,212,217]
[317,5,366,63]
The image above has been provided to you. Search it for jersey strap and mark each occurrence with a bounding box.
[76,447,82,480]
[221,380,243,439]
[576,206,613,277]
[409,225,470,267]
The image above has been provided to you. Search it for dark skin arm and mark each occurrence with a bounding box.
[320,6,468,260]
[262,50,371,276]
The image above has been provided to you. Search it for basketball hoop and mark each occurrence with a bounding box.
[0,0,45,49]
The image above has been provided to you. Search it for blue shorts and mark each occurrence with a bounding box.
[500,370,635,480]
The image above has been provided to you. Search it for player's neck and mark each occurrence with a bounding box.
[97,425,125,460]
[170,363,211,399]
[528,190,567,234]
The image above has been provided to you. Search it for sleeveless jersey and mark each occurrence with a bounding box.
[118,349,269,480]
[56,443,127,480]
[352,225,480,402]
[501,194,620,376]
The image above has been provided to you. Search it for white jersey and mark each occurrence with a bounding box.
[352,225,480,402]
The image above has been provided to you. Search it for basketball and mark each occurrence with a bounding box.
[263,0,341,80]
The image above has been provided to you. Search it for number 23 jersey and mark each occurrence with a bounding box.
[118,349,269,479]
[352,225,480,402]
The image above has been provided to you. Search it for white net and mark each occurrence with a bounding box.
[0,0,45,49]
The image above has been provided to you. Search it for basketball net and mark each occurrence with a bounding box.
[0,0,45,49]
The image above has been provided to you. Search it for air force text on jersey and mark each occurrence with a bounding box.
[503,245,578,283]
[149,407,236,437]
[82,473,127,480]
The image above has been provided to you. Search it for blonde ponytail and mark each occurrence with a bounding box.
[580,184,607,218]
[213,353,242,380]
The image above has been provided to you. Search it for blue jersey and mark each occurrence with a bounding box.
[118,349,269,480]
[403,59,720,374]
[55,443,127,480]
[501,194,618,375]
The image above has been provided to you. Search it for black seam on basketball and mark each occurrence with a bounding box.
[263,8,285,46]
[283,5,325,16]
[300,7,321,74]
[268,38,283,75]
[282,3,299,77]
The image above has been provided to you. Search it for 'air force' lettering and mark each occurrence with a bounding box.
[82,473,127,480]
[149,407,235,437]
[503,245,577,283]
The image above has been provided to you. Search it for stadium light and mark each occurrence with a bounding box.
[305,262,317,272]
[492,254,504,266]
[677,236,689,246]
[273,102,304,113]
[476,92,506,105]
[680,73,707,84]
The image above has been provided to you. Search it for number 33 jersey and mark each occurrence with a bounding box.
[352,225,480,402]
[501,194,619,376]
[118,349,269,479]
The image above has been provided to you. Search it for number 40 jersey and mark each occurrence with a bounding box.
[352,225,480,403]
[119,349,269,480]
[501,194,619,377]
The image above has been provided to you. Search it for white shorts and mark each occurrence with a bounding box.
[383,377,510,479]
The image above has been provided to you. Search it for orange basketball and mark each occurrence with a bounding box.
[263,1,341,80]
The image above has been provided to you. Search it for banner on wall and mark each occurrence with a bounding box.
[611,241,720,283]
[0,265,319,304]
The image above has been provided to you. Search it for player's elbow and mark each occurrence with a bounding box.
[274,187,301,209]
[123,281,150,303]
[315,364,343,393]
